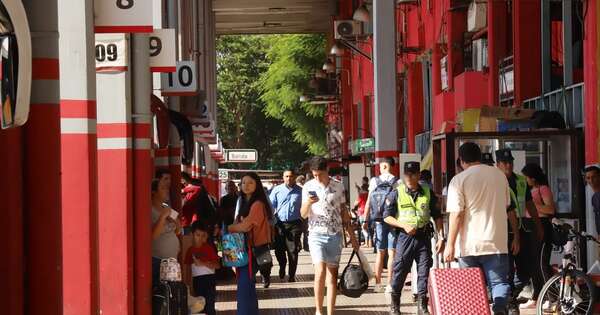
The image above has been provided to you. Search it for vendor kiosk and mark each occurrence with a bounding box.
[432,129,588,266]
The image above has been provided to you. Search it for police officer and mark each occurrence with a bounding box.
[384,162,445,315]
[496,149,544,314]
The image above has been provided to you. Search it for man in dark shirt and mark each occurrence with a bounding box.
[219,180,238,226]
[383,162,444,315]
[584,166,600,234]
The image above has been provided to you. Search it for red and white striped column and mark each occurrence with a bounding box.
[57,0,98,313]
[21,1,63,313]
[96,46,134,314]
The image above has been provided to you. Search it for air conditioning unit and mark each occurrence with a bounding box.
[334,20,363,39]
[440,56,448,91]
[468,1,487,32]
[472,38,488,71]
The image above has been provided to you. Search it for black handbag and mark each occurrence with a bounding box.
[338,250,369,298]
[252,243,273,270]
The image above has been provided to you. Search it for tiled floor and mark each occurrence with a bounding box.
[214,248,536,314]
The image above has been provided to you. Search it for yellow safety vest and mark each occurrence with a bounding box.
[396,184,431,229]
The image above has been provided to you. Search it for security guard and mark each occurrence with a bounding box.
[496,149,543,315]
[383,162,445,315]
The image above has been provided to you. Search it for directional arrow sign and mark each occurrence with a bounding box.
[225,149,258,163]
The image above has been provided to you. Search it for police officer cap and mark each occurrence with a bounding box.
[495,149,514,162]
[482,152,495,165]
[404,161,420,174]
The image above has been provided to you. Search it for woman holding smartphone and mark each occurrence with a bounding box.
[151,178,182,287]
[228,172,274,315]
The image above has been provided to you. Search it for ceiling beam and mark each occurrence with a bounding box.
[216,13,330,24]
[213,0,333,12]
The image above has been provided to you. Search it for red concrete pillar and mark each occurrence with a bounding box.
[487,0,508,107]
[57,0,99,313]
[0,128,23,315]
[513,0,541,106]
[170,146,183,210]
[131,34,153,315]
[96,51,134,314]
[584,0,600,164]
[407,62,424,152]
[447,0,466,90]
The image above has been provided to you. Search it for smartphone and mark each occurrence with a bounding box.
[308,191,317,197]
[169,209,179,220]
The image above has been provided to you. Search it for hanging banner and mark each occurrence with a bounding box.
[161,61,198,96]
[95,34,128,72]
[94,0,153,33]
[149,29,176,72]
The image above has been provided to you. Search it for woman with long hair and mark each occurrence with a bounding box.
[519,163,556,310]
[227,172,273,315]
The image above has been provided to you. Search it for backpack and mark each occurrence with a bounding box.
[531,110,566,129]
[369,177,397,221]
[338,250,369,298]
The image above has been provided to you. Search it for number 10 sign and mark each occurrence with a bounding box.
[161,61,198,96]
[95,0,153,33]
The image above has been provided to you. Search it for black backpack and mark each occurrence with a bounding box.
[338,250,369,298]
[369,177,396,221]
[531,110,566,129]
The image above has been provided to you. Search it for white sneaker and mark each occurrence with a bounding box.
[373,283,384,293]
[385,285,393,294]
[519,299,536,309]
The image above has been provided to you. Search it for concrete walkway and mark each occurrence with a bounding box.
[214,248,536,314]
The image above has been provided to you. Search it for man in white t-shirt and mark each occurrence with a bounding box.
[364,157,398,293]
[301,156,359,315]
[444,142,520,315]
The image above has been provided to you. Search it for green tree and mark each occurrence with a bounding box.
[216,35,310,170]
[259,34,328,155]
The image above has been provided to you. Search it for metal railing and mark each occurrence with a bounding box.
[415,130,432,157]
[522,83,584,128]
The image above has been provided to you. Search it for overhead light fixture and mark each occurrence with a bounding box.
[322,59,335,73]
[330,42,344,57]
[315,69,327,79]
[353,5,370,22]
[299,95,309,102]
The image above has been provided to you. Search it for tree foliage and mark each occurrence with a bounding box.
[259,34,328,155]
[216,35,312,170]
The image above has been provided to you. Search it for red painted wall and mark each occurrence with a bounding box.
[584,0,599,164]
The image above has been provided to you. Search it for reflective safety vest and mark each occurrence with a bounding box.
[510,174,528,218]
[396,184,431,229]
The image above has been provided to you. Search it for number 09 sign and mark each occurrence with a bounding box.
[95,34,128,72]
[161,61,198,96]
[94,0,153,33]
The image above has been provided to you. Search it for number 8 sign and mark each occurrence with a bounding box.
[95,34,128,72]
[94,0,153,33]
[161,61,198,96]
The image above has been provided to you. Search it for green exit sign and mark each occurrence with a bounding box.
[350,138,375,155]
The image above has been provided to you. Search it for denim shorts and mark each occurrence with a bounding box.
[374,222,398,251]
[308,232,343,267]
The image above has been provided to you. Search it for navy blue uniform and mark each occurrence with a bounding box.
[383,185,441,297]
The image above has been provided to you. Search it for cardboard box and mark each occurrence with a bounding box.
[480,106,535,121]
[456,108,497,132]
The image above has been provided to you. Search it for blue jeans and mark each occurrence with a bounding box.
[308,232,343,267]
[459,254,511,313]
[374,222,398,251]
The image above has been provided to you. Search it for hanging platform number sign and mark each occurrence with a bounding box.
[95,34,128,72]
[94,0,153,33]
[149,29,176,73]
[161,61,198,96]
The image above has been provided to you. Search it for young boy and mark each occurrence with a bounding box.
[184,222,220,315]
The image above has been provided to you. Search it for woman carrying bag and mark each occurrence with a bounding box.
[228,172,274,315]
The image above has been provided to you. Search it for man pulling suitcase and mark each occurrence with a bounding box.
[383,162,445,315]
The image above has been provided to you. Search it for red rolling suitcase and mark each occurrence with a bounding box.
[428,266,491,315]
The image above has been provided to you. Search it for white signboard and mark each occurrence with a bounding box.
[226,150,258,163]
[149,29,176,73]
[161,61,198,96]
[94,0,153,33]
[95,34,128,72]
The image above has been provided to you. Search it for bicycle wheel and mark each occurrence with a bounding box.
[536,270,595,315]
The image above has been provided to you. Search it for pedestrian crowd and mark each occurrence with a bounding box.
[149,142,600,315]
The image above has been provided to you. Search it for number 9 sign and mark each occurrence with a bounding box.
[94,0,153,33]
[95,34,128,72]
[149,29,176,73]
[161,61,198,96]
